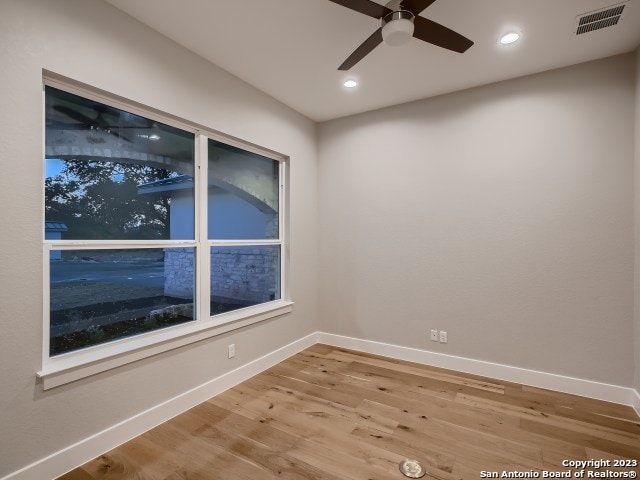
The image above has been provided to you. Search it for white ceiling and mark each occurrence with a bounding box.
[104,0,640,122]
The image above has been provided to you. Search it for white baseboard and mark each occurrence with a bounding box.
[3,330,638,480]
[0,332,318,480]
[317,333,638,407]
[633,389,640,417]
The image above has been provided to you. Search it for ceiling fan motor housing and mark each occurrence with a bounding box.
[381,10,415,46]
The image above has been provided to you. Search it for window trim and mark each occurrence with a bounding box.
[40,72,291,389]
[37,300,293,389]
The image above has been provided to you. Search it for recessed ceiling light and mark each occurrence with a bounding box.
[499,32,520,45]
[344,80,358,88]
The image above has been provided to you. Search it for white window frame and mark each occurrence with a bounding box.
[38,73,292,389]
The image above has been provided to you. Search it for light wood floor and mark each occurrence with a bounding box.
[59,345,640,480]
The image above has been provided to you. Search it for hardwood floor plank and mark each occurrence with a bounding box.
[520,418,640,459]
[457,392,640,449]
[554,404,640,435]
[191,423,343,480]
[81,436,181,480]
[455,391,560,419]
[305,344,335,355]
[341,360,460,401]
[327,350,506,394]
[160,438,279,480]
[292,349,352,370]
[286,435,402,480]
[243,370,365,409]
[522,385,640,421]
[349,424,457,475]
[58,470,96,480]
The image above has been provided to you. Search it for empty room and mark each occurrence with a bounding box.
[1,0,640,479]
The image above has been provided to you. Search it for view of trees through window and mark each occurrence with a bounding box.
[45,159,175,240]
[45,85,284,356]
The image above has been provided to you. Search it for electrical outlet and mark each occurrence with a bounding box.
[228,343,236,358]
[439,331,448,344]
[430,329,439,342]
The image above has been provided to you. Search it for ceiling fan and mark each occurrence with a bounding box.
[329,0,474,70]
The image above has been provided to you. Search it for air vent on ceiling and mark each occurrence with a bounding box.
[575,2,628,35]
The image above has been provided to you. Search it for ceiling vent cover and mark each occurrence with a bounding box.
[575,2,628,35]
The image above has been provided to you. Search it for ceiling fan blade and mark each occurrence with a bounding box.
[399,0,437,15]
[328,0,391,19]
[413,15,473,53]
[338,27,383,70]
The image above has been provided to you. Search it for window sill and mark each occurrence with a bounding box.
[37,300,294,390]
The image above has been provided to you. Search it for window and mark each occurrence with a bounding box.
[42,78,289,384]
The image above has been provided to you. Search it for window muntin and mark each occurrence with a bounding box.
[43,82,287,363]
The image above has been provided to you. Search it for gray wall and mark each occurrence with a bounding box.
[0,0,318,476]
[635,47,640,392]
[318,54,635,387]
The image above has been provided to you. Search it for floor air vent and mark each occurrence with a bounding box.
[575,2,628,35]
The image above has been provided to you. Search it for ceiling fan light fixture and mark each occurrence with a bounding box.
[382,11,415,47]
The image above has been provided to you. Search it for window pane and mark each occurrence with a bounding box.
[210,245,280,316]
[45,86,195,240]
[49,248,195,355]
[208,139,279,240]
